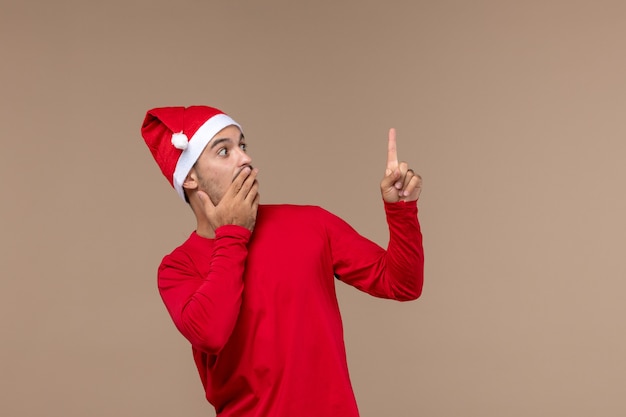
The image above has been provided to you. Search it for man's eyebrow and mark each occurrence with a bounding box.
[209,137,232,149]
[210,133,245,149]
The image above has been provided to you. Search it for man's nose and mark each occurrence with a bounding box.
[237,147,252,166]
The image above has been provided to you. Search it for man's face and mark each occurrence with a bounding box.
[186,125,252,205]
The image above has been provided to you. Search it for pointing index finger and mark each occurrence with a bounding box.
[387,128,398,170]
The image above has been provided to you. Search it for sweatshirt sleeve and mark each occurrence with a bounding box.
[327,200,424,301]
[157,225,251,354]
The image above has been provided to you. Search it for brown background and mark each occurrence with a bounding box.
[2,1,626,416]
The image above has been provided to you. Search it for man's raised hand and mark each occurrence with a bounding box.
[198,167,260,232]
[380,128,422,203]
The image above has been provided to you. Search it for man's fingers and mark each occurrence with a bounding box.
[237,168,258,200]
[251,191,261,211]
[395,161,410,189]
[401,172,422,199]
[228,166,253,196]
[387,128,399,171]
[402,168,415,190]
[244,179,260,204]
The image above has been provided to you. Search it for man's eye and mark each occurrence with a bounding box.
[217,148,228,156]
[240,143,248,152]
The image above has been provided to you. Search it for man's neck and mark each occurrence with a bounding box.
[192,204,216,239]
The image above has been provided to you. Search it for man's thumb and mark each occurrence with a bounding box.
[381,168,400,189]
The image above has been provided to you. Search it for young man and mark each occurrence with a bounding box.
[141,105,424,416]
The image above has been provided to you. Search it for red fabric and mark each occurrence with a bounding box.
[157,201,424,416]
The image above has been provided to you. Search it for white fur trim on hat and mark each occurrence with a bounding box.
[172,113,242,201]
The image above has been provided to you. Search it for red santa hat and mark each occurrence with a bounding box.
[141,105,242,201]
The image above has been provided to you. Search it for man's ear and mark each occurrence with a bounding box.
[182,167,199,192]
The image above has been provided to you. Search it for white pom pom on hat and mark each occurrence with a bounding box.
[171,132,189,150]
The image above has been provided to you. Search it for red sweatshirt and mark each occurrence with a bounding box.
[158,201,423,416]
